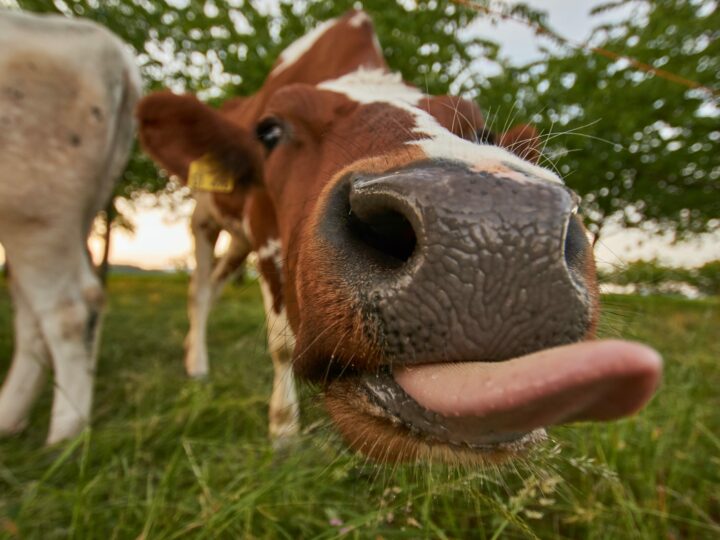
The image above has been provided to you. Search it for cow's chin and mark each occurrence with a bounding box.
[324,380,546,465]
[322,339,662,464]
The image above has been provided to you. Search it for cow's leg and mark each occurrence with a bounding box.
[186,205,252,377]
[3,240,103,444]
[185,206,221,378]
[0,268,50,435]
[46,256,104,444]
[209,232,252,287]
[258,277,299,445]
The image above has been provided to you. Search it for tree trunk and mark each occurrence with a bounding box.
[98,199,116,285]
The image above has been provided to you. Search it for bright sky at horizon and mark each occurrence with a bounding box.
[0,0,717,270]
[69,196,720,271]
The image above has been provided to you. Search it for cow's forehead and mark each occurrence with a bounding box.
[235,10,385,125]
[318,69,564,186]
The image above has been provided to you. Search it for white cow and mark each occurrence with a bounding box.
[0,11,140,444]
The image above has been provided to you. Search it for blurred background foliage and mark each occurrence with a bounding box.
[9,0,720,249]
[481,0,719,243]
[14,0,505,208]
[598,258,720,296]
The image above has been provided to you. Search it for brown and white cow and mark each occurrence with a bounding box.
[0,11,140,443]
[137,11,661,462]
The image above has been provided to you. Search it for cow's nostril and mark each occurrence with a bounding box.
[563,215,589,271]
[347,206,416,266]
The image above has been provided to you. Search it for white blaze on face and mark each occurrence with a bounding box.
[318,69,563,186]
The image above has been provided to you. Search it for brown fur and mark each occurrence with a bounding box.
[499,124,541,163]
[137,91,263,186]
[422,95,485,140]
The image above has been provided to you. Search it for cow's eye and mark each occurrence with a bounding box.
[256,117,285,151]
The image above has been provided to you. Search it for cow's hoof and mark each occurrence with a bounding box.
[45,420,87,446]
[270,433,303,464]
[187,371,210,382]
[184,351,209,380]
[271,431,300,452]
[0,420,28,439]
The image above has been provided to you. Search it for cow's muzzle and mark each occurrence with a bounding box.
[321,159,593,363]
[310,159,660,461]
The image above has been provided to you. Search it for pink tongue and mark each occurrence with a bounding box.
[394,340,661,434]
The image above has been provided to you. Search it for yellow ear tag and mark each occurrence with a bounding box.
[187,154,235,193]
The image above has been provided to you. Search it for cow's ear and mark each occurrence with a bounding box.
[136,91,261,185]
[499,124,541,164]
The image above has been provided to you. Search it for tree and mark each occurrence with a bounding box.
[15,0,505,167]
[480,0,720,243]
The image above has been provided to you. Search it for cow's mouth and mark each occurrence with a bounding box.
[324,340,661,462]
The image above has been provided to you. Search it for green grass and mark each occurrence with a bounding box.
[0,275,718,539]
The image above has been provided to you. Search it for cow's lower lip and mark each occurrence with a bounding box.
[328,340,661,456]
[360,372,543,448]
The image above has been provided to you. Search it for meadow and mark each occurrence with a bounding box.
[0,274,718,539]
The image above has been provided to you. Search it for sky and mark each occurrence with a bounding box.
[1,0,718,270]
